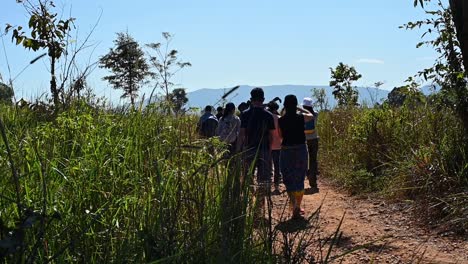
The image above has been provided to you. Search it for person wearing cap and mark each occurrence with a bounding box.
[303,97,319,191]
[238,87,275,218]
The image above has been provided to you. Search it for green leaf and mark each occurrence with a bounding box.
[16,36,23,45]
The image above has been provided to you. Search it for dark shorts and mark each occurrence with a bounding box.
[243,147,272,184]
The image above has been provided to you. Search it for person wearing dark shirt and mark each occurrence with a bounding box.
[197,105,218,138]
[216,106,224,120]
[279,94,314,219]
[238,87,275,218]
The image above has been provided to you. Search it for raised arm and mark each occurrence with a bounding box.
[297,107,314,122]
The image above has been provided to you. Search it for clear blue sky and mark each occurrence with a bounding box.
[0,0,444,103]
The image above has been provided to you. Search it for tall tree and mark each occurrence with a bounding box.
[5,0,75,108]
[449,0,468,138]
[449,0,468,71]
[329,62,362,107]
[409,0,468,138]
[99,32,151,106]
[146,32,191,102]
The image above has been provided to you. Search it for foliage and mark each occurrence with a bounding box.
[146,32,192,102]
[169,88,189,114]
[0,82,14,104]
[99,32,152,106]
[403,0,468,145]
[386,81,426,107]
[318,103,467,233]
[5,0,75,108]
[329,63,362,107]
[311,87,329,111]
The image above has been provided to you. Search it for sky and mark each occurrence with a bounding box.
[0,0,445,103]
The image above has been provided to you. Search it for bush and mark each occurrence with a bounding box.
[318,102,467,234]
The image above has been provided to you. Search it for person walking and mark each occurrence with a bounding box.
[216,102,241,155]
[303,97,320,192]
[267,100,282,194]
[279,95,314,219]
[238,88,275,218]
[197,105,218,138]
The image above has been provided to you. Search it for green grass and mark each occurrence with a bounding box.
[0,102,258,262]
[0,101,355,263]
[318,102,468,234]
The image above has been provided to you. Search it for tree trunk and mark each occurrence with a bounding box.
[450,0,468,142]
[450,0,468,71]
[50,55,59,108]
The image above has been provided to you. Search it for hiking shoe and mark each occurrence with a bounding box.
[308,186,319,194]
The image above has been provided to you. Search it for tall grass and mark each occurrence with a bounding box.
[0,101,355,263]
[0,102,255,262]
[318,102,468,234]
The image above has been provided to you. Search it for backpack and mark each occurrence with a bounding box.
[201,116,218,138]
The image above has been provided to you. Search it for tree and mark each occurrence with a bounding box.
[311,87,329,111]
[146,32,191,102]
[169,88,189,114]
[99,32,151,106]
[5,0,75,108]
[329,62,362,107]
[386,81,425,107]
[448,0,468,71]
[408,0,468,139]
[0,82,14,104]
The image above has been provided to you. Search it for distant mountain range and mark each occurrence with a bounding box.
[185,84,437,109]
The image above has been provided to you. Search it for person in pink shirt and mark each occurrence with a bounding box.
[267,100,282,194]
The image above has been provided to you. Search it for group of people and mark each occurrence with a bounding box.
[197,87,319,219]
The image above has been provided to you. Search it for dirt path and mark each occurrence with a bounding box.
[269,179,468,263]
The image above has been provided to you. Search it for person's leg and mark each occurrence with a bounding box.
[309,139,319,188]
[255,149,272,218]
[306,140,314,186]
[271,150,281,189]
[289,190,305,218]
[242,149,256,188]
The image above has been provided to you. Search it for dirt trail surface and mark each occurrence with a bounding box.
[270,179,468,263]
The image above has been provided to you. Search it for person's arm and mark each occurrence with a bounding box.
[297,107,314,122]
[269,129,274,151]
